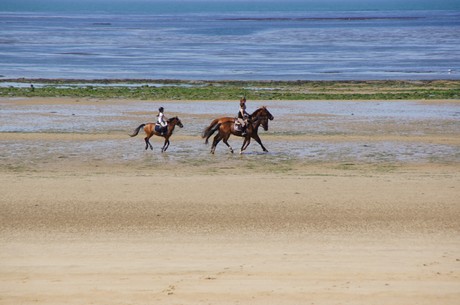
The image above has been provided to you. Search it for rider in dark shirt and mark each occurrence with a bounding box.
[237,97,249,136]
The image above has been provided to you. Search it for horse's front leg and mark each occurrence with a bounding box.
[240,137,251,154]
[161,138,170,153]
[253,134,268,152]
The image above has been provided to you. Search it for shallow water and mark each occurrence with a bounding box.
[1,99,459,166]
[1,100,458,132]
[2,136,459,172]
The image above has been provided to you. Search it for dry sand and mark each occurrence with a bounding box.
[1,97,459,304]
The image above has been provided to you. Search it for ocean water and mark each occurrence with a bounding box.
[1,0,459,80]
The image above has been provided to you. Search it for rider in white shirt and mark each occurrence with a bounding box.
[156,107,168,134]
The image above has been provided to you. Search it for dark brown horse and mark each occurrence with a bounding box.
[202,106,274,154]
[130,116,183,152]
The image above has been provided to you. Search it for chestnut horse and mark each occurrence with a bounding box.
[130,116,183,152]
[202,106,274,154]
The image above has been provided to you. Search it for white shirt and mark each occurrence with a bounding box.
[157,112,167,127]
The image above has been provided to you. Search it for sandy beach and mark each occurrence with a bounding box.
[1,97,459,304]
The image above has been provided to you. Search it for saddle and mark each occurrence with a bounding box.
[155,124,167,135]
[234,118,244,131]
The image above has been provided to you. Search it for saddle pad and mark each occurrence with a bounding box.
[154,124,163,133]
[234,122,242,131]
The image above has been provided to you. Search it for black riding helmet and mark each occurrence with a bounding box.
[159,107,164,112]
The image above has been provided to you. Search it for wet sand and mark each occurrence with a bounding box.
[1,97,460,304]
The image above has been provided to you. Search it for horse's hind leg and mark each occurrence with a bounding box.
[211,134,222,154]
[145,136,153,150]
[222,135,234,154]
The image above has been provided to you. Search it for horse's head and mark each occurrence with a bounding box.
[252,106,274,131]
[264,106,274,121]
[168,116,184,128]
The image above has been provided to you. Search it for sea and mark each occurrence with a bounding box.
[1,0,460,81]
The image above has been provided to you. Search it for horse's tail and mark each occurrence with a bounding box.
[202,119,220,144]
[129,124,146,137]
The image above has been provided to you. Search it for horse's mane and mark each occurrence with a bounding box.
[251,106,267,116]
[167,116,178,123]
